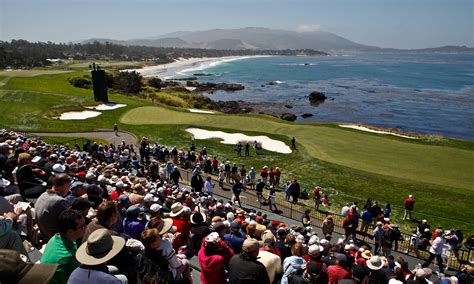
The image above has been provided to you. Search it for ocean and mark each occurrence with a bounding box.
[176,53,474,140]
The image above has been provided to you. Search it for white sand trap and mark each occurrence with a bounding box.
[339,124,418,139]
[186,128,292,154]
[188,109,215,114]
[85,103,127,111]
[59,110,102,120]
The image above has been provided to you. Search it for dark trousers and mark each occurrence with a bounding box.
[422,252,444,273]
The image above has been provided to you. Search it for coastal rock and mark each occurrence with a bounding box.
[280,112,297,122]
[216,100,251,114]
[285,105,293,109]
[173,77,198,81]
[187,81,244,92]
[193,73,213,76]
[301,113,314,118]
[308,91,327,106]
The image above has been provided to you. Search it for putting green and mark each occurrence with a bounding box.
[121,106,474,190]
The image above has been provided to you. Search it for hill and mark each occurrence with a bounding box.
[80,27,474,52]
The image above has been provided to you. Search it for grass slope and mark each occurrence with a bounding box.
[1,66,473,233]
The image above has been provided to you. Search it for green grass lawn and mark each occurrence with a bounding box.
[120,106,474,190]
[1,65,473,234]
[0,70,73,77]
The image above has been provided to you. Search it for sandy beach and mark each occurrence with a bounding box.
[124,55,271,79]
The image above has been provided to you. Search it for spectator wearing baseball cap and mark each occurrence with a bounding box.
[65,181,87,205]
[257,237,282,284]
[123,205,147,240]
[228,238,270,284]
[198,232,235,284]
[327,253,351,284]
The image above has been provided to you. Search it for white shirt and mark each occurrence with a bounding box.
[430,236,446,255]
[205,180,214,193]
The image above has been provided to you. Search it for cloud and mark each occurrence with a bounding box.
[296,24,321,32]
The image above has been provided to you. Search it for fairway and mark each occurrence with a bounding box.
[0,70,73,77]
[121,106,474,190]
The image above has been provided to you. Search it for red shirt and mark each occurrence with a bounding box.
[171,217,191,251]
[328,264,351,284]
[404,197,415,210]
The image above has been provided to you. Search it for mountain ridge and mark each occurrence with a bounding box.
[79,27,474,52]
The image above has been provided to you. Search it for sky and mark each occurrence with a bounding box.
[1,0,473,49]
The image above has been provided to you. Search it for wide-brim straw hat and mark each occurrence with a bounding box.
[169,202,186,217]
[76,229,125,266]
[367,255,384,271]
[155,218,174,235]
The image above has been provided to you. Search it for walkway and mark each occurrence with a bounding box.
[28,130,137,146]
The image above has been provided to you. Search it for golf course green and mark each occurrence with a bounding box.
[1,65,473,234]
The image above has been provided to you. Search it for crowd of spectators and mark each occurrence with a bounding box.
[0,129,473,284]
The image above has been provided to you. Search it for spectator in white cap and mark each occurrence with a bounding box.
[198,232,235,284]
[403,194,416,220]
[373,221,384,255]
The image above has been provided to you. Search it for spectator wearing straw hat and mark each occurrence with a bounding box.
[190,210,210,255]
[366,255,389,283]
[68,228,126,283]
[169,202,191,251]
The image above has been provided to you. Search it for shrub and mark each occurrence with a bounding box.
[68,76,92,89]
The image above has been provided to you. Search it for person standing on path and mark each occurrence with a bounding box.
[403,194,416,220]
[113,123,119,136]
[245,142,250,156]
[232,179,245,208]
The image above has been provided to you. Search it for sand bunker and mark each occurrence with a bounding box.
[59,110,101,120]
[186,128,292,154]
[339,124,417,139]
[85,103,127,111]
[188,109,215,114]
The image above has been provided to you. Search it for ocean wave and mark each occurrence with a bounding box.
[278,63,318,66]
[178,55,272,75]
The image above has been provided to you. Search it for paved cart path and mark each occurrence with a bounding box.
[28,131,137,146]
